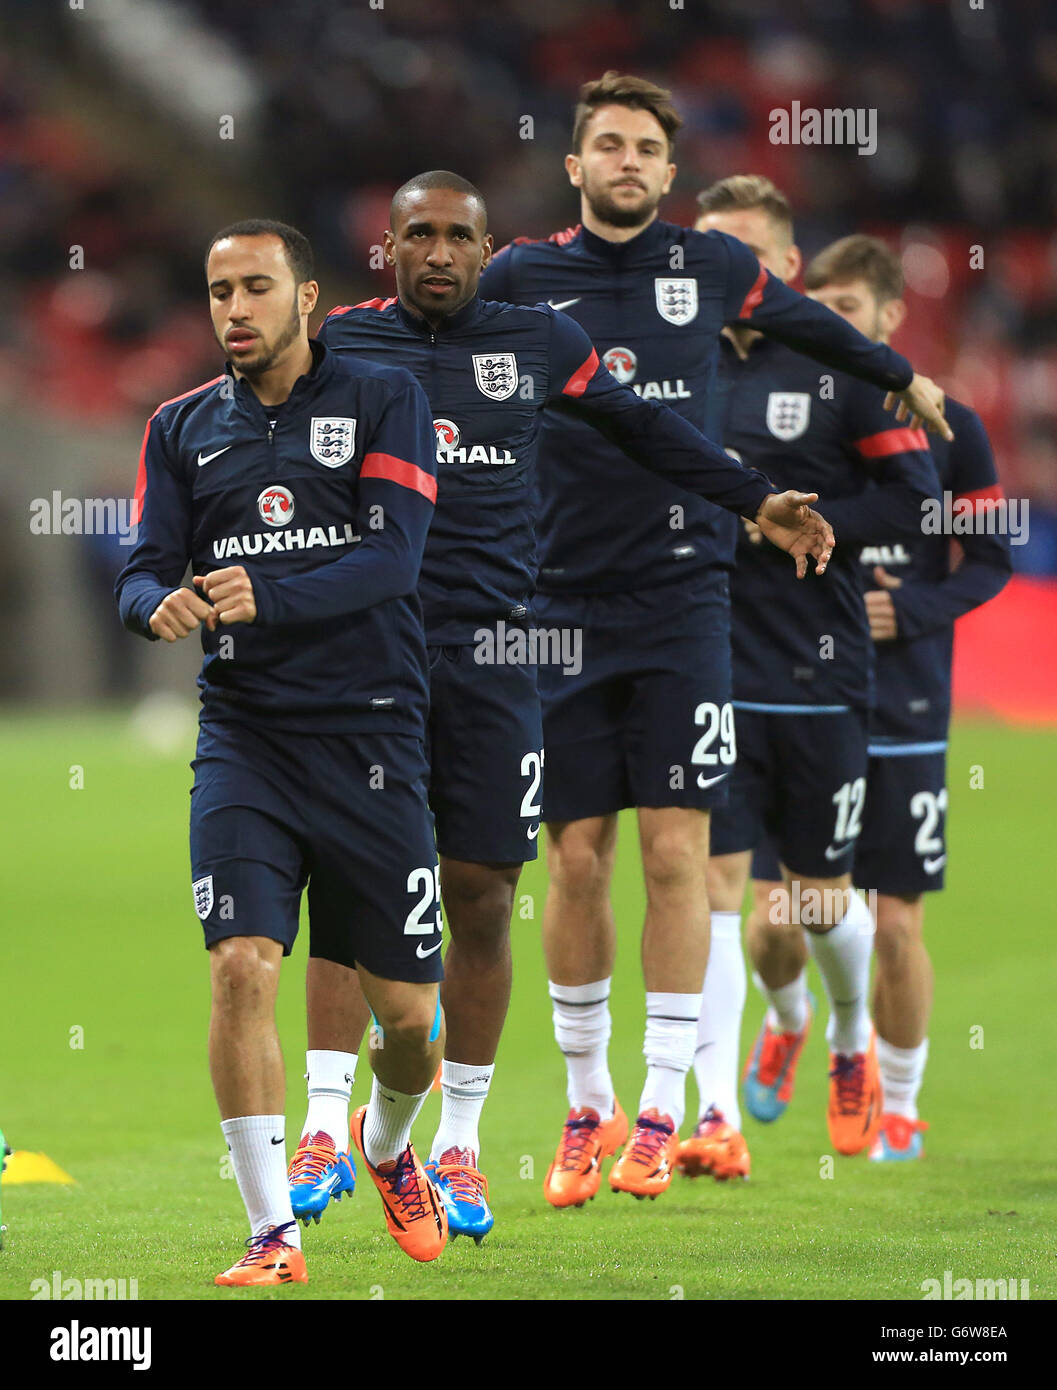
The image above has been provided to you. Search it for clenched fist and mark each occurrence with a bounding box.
[193,566,257,626]
[149,587,214,642]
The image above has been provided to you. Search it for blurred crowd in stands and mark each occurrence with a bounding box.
[3,0,1056,571]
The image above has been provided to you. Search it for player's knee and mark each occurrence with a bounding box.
[210,937,278,1010]
[873,898,922,967]
[747,911,800,955]
[548,832,614,896]
[641,826,702,888]
[441,862,519,947]
[372,993,439,1050]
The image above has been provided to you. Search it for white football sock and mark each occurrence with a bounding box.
[431,1060,494,1163]
[362,1076,431,1169]
[549,979,615,1118]
[694,912,746,1128]
[301,1049,356,1150]
[806,892,874,1055]
[758,968,810,1035]
[638,992,700,1130]
[220,1115,301,1249]
[877,1036,928,1120]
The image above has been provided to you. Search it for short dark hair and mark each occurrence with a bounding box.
[572,71,682,156]
[804,234,904,304]
[390,171,487,230]
[695,174,794,241]
[205,219,314,284]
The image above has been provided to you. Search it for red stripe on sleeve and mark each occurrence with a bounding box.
[360,451,437,503]
[132,375,225,524]
[736,263,768,320]
[562,348,599,398]
[955,482,1005,505]
[131,418,152,527]
[352,297,397,311]
[854,427,929,458]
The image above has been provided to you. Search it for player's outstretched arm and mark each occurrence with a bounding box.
[717,234,953,439]
[884,375,952,441]
[754,491,835,579]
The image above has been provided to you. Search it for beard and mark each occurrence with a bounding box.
[582,175,662,230]
[223,293,301,377]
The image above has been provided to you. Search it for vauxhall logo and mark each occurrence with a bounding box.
[601,347,691,400]
[432,419,515,466]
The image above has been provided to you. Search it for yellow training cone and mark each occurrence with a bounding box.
[1,1151,76,1184]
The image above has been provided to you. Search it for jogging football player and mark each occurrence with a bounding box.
[115,221,449,1280]
[693,179,940,1165]
[479,72,952,1205]
[747,235,1012,1159]
[293,171,834,1240]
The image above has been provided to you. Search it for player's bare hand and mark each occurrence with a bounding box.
[194,567,257,626]
[865,564,902,641]
[742,516,764,544]
[884,373,953,441]
[754,490,835,578]
[148,587,214,642]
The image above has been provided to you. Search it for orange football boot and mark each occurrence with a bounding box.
[609,1108,680,1198]
[828,1033,883,1155]
[543,1101,628,1208]
[214,1222,307,1287]
[349,1105,447,1261]
[677,1105,751,1180]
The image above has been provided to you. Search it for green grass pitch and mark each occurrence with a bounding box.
[1,712,1053,1301]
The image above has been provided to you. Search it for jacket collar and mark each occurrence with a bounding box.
[577,217,671,260]
[395,293,484,336]
[224,338,334,415]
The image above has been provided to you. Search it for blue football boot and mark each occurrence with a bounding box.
[743,996,814,1123]
[288,1131,356,1224]
[869,1114,928,1161]
[424,1147,493,1245]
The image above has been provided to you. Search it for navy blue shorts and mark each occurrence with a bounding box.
[751,835,783,883]
[710,706,869,878]
[854,745,948,896]
[427,645,544,863]
[189,718,443,981]
[535,575,733,821]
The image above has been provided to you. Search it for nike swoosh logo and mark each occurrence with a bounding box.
[198,446,232,467]
[270,1136,284,1145]
[416,939,442,959]
[823,842,855,861]
[527,823,540,840]
[923,855,946,874]
[697,772,728,789]
[547,297,581,312]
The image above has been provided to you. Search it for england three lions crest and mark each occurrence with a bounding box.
[310,417,356,467]
[192,875,213,920]
[765,393,811,441]
[472,353,519,401]
[655,278,698,325]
